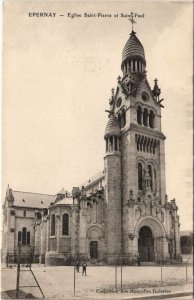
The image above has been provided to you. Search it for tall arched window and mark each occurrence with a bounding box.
[138,163,143,190]
[27,232,30,245]
[137,106,142,125]
[62,213,69,236]
[121,110,126,128]
[106,139,108,152]
[143,109,148,126]
[148,165,153,191]
[109,136,113,151]
[149,111,155,128]
[51,214,55,236]
[22,227,27,245]
[18,231,21,244]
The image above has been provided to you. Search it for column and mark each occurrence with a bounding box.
[108,138,110,152]
[113,136,115,151]
[141,111,143,125]
[56,214,60,253]
[138,61,141,72]
[127,62,129,73]
[117,138,119,152]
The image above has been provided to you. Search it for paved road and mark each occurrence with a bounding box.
[1,265,193,299]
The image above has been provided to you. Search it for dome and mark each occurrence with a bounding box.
[122,31,145,65]
[104,115,120,139]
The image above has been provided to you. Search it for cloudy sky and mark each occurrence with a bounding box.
[3,1,193,230]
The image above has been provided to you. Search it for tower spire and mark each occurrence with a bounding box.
[128,12,137,33]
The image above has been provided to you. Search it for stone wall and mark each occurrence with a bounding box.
[104,153,122,263]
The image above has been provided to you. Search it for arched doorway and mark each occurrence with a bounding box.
[90,241,98,259]
[138,226,154,262]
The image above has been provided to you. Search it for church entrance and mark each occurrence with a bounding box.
[138,226,154,262]
[90,241,98,259]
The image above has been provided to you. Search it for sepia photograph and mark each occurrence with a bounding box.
[1,1,193,299]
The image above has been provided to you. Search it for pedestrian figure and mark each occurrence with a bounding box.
[134,255,137,266]
[75,259,80,272]
[82,261,87,276]
[137,255,141,266]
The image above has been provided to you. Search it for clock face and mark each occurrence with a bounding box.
[141,91,149,102]
[116,98,122,108]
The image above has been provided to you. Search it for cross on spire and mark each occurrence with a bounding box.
[129,12,137,32]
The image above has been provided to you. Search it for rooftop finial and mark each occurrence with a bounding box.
[129,12,136,33]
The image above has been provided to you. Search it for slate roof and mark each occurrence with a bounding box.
[53,198,73,205]
[80,170,105,190]
[12,190,54,209]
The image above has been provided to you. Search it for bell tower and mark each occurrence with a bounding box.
[104,17,181,262]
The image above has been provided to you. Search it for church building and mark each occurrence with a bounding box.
[2,27,181,265]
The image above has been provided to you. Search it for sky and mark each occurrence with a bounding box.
[2,1,193,230]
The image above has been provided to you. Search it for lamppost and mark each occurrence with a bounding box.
[158,235,165,284]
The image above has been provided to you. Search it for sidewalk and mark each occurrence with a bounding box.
[2,283,192,300]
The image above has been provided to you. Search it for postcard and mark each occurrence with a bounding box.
[1,1,193,299]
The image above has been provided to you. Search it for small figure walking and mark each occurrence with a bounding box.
[134,255,137,266]
[82,261,87,276]
[137,255,141,266]
[75,259,80,272]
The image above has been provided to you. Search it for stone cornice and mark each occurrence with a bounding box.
[121,123,166,140]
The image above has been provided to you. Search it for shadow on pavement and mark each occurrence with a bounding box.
[1,290,40,299]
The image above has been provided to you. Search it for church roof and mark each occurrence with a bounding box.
[104,114,120,138]
[122,31,145,64]
[52,197,73,205]
[12,190,54,208]
[80,170,104,190]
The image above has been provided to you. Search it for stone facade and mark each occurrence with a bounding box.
[2,29,182,265]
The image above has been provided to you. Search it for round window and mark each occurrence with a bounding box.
[116,98,122,107]
[141,92,149,102]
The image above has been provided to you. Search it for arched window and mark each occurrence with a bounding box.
[137,106,142,125]
[106,139,108,152]
[51,214,55,236]
[143,109,148,126]
[148,165,153,191]
[18,231,21,244]
[62,213,69,236]
[138,163,143,190]
[22,227,27,245]
[133,59,135,72]
[115,137,118,151]
[121,110,126,128]
[27,232,30,244]
[109,136,113,151]
[149,111,155,128]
